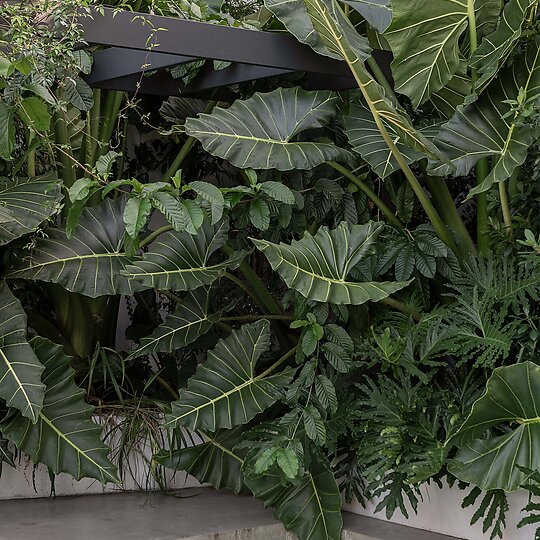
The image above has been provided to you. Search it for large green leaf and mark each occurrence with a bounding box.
[384,0,500,106]
[342,0,392,32]
[0,102,16,160]
[0,174,62,245]
[433,45,540,195]
[155,427,246,494]
[185,87,350,171]
[123,220,245,291]
[344,104,440,178]
[127,287,218,360]
[1,337,119,484]
[470,0,536,89]
[448,362,540,491]
[164,320,294,431]
[8,198,144,298]
[245,448,342,540]
[252,222,410,305]
[0,283,44,423]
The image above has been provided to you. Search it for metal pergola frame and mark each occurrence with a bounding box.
[81,7,391,99]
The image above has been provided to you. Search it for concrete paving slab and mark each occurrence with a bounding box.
[0,488,460,540]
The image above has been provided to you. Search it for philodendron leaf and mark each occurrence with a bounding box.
[127,287,218,360]
[164,320,294,431]
[433,44,540,196]
[1,337,119,484]
[185,87,351,171]
[156,427,247,494]
[123,220,246,291]
[0,283,44,422]
[384,0,500,106]
[0,173,62,245]
[9,198,144,298]
[470,0,536,89]
[253,221,410,305]
[448,362,540,491]
[245,448,342,540]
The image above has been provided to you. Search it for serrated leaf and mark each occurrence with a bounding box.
[250,198,271,231]
[304,404,326,444]
[276,447,300,479]
[185,87,351,171]
[181,199,205,234]
[9,198,144,297]
[164,320,294,431]
[448,362,540,491]
[315,375,338,413]
[96,151,121,177]
[0,283,44,422]
[151,191,188,232]
[1,337,119,484]
[156,427,246,494]
[322,341,352,373]
[127,287,217,360]
[0,174,62,245]
[64,76,94,111]
[123,196,152,239]
[253,221,410,305]
[123,220,245,291]
[189,181,224,225]
[259,181,295,204]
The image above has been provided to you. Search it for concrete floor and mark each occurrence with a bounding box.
[0,488,460,540]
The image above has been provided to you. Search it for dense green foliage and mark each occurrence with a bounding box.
[0,0,539,538]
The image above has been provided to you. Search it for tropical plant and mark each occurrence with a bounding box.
[0,0,540,539]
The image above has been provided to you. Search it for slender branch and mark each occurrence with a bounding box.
[155,375,179,400]
[380,297,421,321]
[158,289,183,304]
[140,225,174,248]
[366,56,394,99]
[327,161,404,230]
[259,346,298,379]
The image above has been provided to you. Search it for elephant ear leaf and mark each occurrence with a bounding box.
[185,87,351,171]
[341,0,392,32]
[0,337,119,484]
[252,221,411,305]
[0,174,62,245]
[8,197,144,297]
[0,283,44,422]
[448,361,540,491]
[123,220,245,291]
[164,320,294,431]
[433,44,540,196]
[245,448,342,540]
[156,427,247,494]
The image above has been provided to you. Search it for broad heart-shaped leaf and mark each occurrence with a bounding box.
[123,220,245,291]
[344,104,440,178]
[8,198,144,298]
[470,0,536,89]
[252,222,410,305]
[185,87,350,171]
[245,448,342,540]
[164,320,294,431]
[0,283,44,422]
[155,427,247,494]
[448,362,540,492]
[433,45,540,196]
[384,0,500,107]
[127,287,217,360]
[342,0,392,32]
[1,337,119,484]
[0,174,62,245]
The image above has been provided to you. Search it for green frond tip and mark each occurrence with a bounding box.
[252,221,411,305]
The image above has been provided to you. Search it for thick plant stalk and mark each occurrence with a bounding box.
[94,90,124,162]
[499,181,514,239]
[52,110,77,189]
[327,161,404,230]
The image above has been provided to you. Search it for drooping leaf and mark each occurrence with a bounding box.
[0,102,16,160]
[123,196,152,238]
[123,220,245,291]
[0,337,119,484]
[384,0,500,106]
[249,198,271,231]
[342,0,392,32]
[127,287,218,360]
[0,174,62,245]
[245,448,342,540]
[433,45,540,196]
[259,181,295,205]
[164,320,294,431]
[470,0,536,89]
[189,181,224,225]
[9,198,144,297]
[185,87,351,171]
[19,97,51,131]
[0,283,44,422]
[155,427,247,494]
[448,362,540,491]
[151,191,189,232]
[428,62,472,118]
[252,221,410,305]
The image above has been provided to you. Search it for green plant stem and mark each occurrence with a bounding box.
[380,297,421,321]
[221,315,295,322]
[366,56,394,98]
[52,110,77,189]
[140,225,174,248]
[499,180,514,239]
[327,161,404,230]
[163,100,217,182]
[155,375,179,400]
[424,175,476,257]
[26,133,36,177]
[223,271,266,310]
[259,345,298,379]
[95,90,124,161]
[89,89,101,166]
